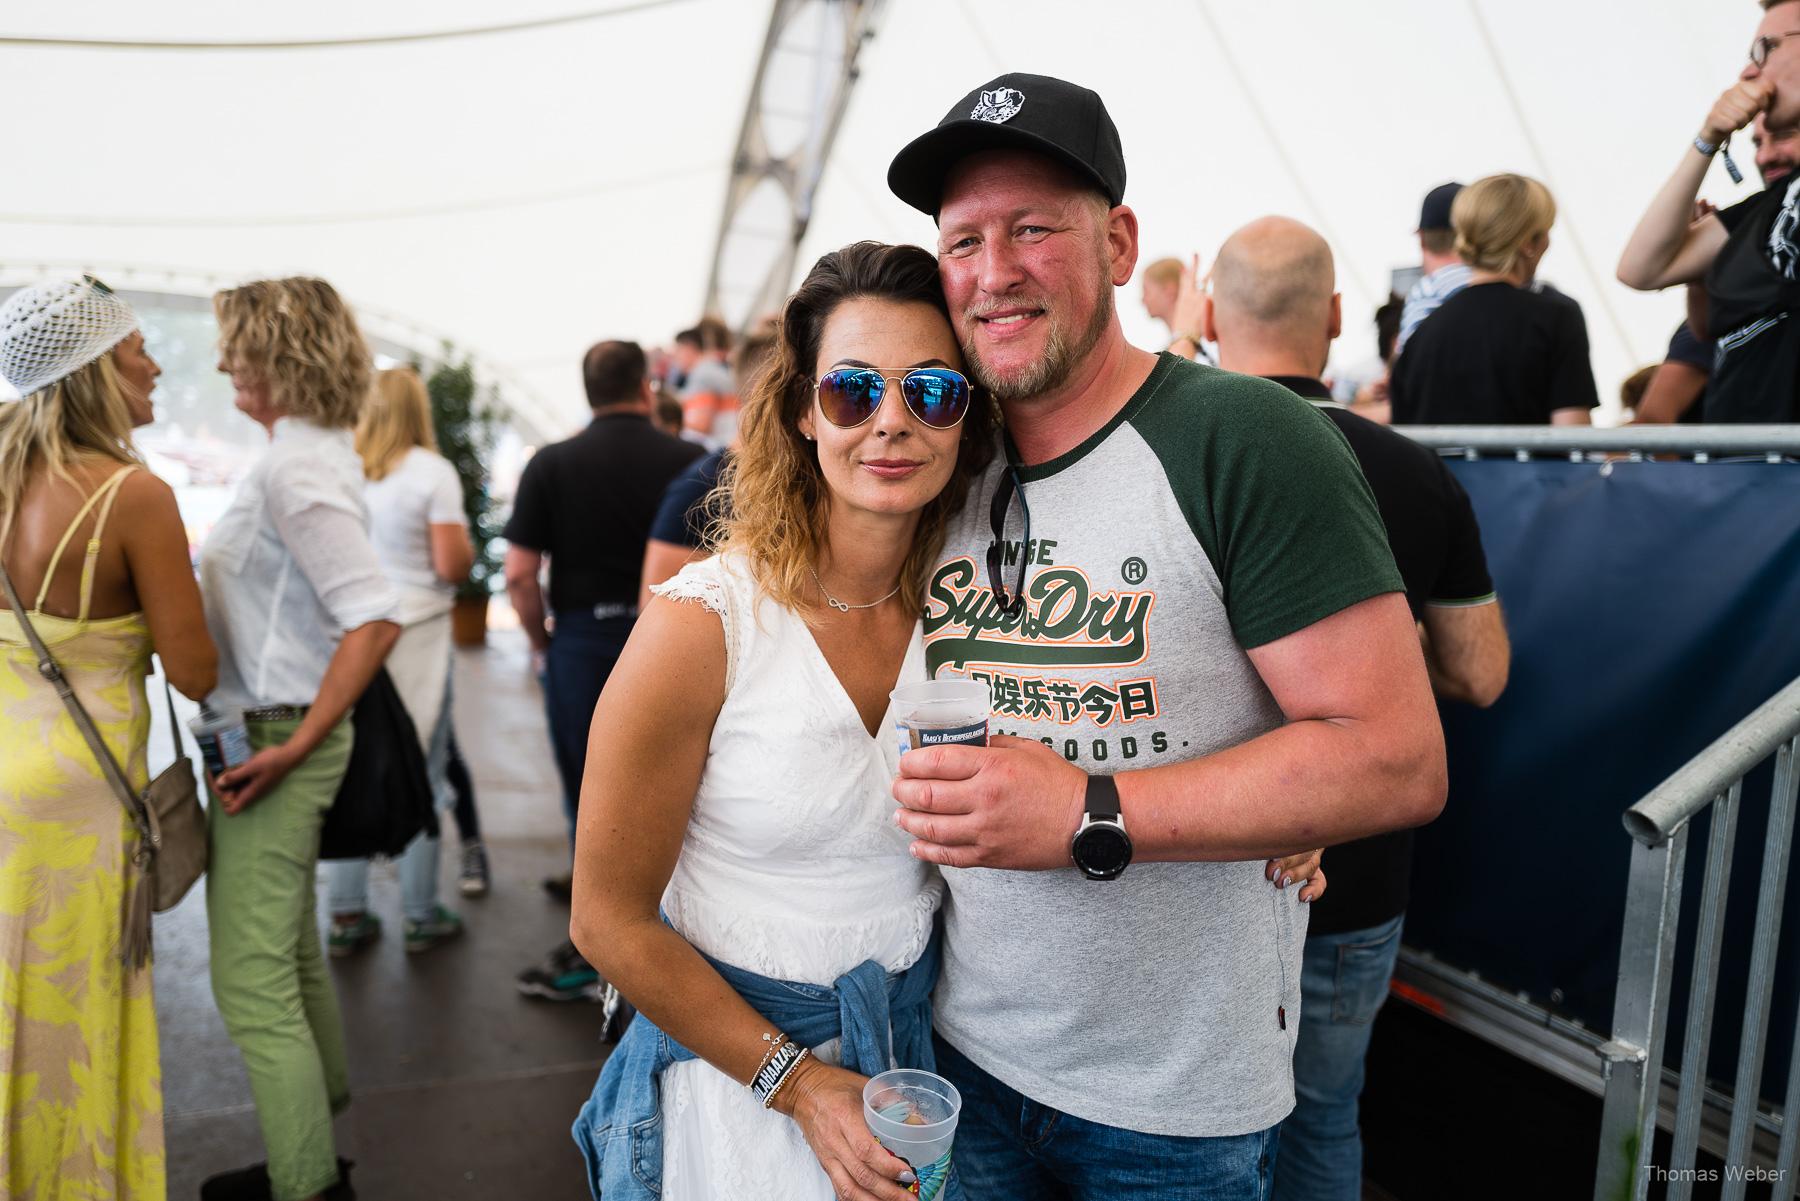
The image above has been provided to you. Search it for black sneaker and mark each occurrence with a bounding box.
[516,938,601,1002]
[542,870,573,902]
[200,1157,354,1201]
[459,842,491,897]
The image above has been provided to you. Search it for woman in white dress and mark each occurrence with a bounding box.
[570,243,998,1201]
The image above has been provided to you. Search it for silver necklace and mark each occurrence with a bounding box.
[810,567,902,612]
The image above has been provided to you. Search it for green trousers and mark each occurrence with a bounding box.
[206,718,352,1201]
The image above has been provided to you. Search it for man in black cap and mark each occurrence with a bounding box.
[887,73,1448,1199]
[1395,181,1469,353]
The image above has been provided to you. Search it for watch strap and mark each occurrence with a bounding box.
[1085,772,1122,821]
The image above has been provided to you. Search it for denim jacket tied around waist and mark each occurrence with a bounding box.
[571,931,961,1201]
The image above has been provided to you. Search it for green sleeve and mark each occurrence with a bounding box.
[1132,366,1403,649]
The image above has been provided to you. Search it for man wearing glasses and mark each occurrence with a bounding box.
[886,74,1447,1198]
[1618,0,1800,423]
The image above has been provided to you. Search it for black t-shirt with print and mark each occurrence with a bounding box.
[1390,281,1599,424]
[1707,183,1800,423]
[1269,377,1496,935]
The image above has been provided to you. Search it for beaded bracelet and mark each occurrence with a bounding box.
[750,1040,809,1108]
[761,1047,812,1110]
[752,1030,789,1078]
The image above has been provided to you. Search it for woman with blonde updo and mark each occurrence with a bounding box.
[1390,172,1599,425]
[198,277,400,1201]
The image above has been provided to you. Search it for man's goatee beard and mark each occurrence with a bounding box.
[969,285,1114,404]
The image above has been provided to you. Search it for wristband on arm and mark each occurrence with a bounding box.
[1695,133,1745,184]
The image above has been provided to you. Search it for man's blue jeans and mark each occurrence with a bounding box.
[544,609,634,848]
[933,1033,1280,1200]
[1271,912,1405,1201]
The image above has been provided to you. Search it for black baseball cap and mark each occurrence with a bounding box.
[888,73,1125,217]
[1418,182,1464,232]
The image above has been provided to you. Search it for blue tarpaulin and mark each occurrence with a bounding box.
[1404,456,1800,1095]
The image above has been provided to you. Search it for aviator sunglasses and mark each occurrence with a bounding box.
[813,366,973,430]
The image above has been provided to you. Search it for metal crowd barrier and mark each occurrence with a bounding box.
[1393,424,1800,461]
[1591,676,1800,1201]
[1384,425,1800,1197]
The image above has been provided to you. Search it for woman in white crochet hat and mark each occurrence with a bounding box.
[0,276,219,1200]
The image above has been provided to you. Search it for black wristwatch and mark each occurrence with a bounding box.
[1071,773,1133,880]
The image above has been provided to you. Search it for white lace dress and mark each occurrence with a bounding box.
[650,552,943,1200]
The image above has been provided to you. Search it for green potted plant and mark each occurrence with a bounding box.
[425,352,503,646]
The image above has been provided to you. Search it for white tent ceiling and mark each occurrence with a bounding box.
[0,0,1758,436]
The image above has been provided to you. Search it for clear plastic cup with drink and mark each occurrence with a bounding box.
[863,1068,961,1199]
[890,679,990,757]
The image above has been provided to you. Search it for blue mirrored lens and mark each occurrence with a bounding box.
[902,369,971,427]
[818,369,886,426]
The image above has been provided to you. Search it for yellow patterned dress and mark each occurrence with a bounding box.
[1,466,165,1200]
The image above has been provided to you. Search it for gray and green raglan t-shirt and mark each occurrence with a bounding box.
[924,352,1404,1138]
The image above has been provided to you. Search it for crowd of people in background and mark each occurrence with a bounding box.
[0,278,495,1201]
[1142,19,1800,437]
[6,5,1800,1199]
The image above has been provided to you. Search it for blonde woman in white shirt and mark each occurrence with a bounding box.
[325,367,474,956]
[198,278,399,1201]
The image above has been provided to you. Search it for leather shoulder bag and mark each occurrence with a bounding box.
[0,560,207,968]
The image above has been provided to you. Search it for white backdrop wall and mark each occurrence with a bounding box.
[0,0,1763,434]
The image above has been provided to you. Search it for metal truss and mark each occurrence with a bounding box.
[702,0,888,333]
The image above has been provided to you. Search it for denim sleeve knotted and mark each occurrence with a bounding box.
[570,932,959,1201]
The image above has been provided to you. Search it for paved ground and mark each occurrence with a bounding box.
[150,619,609,1200]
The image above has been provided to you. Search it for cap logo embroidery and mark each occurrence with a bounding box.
[971,87,1025,124]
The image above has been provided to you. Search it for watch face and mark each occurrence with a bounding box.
[1075,821,1132,880]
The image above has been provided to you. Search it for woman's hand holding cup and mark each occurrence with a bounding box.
[772,1058,917,1201]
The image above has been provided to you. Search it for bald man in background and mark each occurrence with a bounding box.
[1203,216,1511,1200]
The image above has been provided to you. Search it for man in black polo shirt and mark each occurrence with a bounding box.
[503,339,703,1000]
[1202,215,1511,1200]
[1617,0,1800,423]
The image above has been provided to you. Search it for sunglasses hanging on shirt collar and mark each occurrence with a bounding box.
[986,462,1030,618]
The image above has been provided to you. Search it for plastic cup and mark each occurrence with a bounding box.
[188,708,251,776]
[863,1069,961,1199]
[890,679,990,757]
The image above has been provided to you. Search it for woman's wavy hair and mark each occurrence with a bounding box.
[357,366,437,481]
[0,352,141,551]
[714,241,998,619]
[213,277,372,429]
